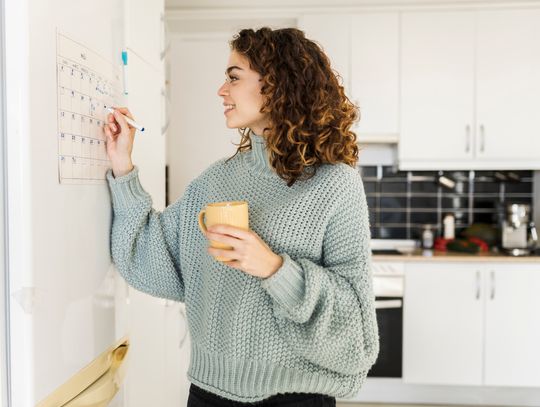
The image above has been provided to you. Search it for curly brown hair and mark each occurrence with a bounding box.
[224,27,360,188]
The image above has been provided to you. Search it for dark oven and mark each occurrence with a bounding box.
[367,262,404,378]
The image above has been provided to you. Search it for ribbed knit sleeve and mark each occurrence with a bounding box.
[106,166,189,302]
[260,169,379,376]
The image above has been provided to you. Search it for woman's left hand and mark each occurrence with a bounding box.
[205,224,283,279]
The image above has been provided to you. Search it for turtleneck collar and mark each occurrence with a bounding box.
[244,132,277,178]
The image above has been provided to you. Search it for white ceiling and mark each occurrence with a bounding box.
[165,0,529,9]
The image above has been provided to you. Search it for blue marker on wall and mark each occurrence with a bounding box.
[122,50,128,95]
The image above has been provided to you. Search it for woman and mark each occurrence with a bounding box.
[104,27,379,407]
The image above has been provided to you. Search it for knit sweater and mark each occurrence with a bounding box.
[105,133,379,403]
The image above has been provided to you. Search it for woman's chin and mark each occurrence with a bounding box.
[224,119,244,129]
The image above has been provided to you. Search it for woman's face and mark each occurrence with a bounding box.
[217,50,269,136]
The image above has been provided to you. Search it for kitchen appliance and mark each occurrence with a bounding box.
[369,262,403,378]
[371,239,418,255]
[501,204,538,256]
[436,171,456,190]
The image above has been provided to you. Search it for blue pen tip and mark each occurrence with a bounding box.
[141,128,145,132]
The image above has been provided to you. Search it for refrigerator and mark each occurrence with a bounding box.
[1,0,168,405]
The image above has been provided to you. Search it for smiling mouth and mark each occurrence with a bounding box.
[224,104,236,114]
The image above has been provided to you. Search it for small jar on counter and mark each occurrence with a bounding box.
[422,224,434,249]
[443,214,455,239]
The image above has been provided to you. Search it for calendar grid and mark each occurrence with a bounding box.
[56,32,122,185]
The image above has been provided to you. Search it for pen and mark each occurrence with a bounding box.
[104,106,145,132]
[121,50,128,95]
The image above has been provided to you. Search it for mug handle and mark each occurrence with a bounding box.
[198,210,207,234]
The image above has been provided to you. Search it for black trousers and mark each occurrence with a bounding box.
[187,383,336,407]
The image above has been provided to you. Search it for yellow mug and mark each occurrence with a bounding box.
[198,201,249,262]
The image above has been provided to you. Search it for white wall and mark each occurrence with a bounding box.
[166,33,237,203]
[166,16,302,202]
[165,0,521,8]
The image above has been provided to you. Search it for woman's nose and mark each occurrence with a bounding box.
[217,82,228,96]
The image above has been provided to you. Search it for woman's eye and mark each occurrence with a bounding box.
[227,75,238,83]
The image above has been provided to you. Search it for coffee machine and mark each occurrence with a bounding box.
[501,204,538,256]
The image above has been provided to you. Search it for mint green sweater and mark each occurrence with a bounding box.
[105,133,379,403]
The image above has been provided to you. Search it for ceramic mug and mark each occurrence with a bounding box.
[198,201,249,262]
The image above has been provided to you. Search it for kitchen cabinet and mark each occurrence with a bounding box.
[403,263,483,385]
[163,301,191,406]
[484,266,540,387]
[124,289,168,406]
[298,13,399,143]
[403,262,540,387]
[298,15,350,96]
[475,9,540,165]
[350,13,399,141]
[399,8,540,170]
[399,11,475,168]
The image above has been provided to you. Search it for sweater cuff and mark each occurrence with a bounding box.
[260,253,305,311]
[106,166,149,209]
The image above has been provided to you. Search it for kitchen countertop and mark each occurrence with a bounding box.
[373,248,540,262]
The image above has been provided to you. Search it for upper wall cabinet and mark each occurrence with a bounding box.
[298,15,351,95]
[298,13,399,143]
[399,8,540,170]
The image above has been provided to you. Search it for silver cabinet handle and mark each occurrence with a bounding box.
[465,125,471,153]
[490,271,495,300]
[475,270,481,300]
[479,124,485,152]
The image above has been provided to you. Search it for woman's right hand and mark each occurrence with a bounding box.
[104,107,136,177]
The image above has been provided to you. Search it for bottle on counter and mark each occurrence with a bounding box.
[443,213,455,239]
[422,224,434,249]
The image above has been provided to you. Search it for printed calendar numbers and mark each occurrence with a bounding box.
[56,33,121,184]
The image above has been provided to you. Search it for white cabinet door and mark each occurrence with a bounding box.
[403,263,483,385]
[128,51,166,210]
[297,14,351,94]
[475,8,540,165]
[125,290,167,407]
[399,11,475,166]
[299,13,400,142]
[163,301,191,406]
[484,265,540,387]
[350,13,399,141]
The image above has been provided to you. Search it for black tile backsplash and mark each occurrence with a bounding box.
[381,182,407,193]
[360,166,534,240]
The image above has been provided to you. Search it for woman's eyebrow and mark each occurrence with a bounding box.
[226,66,243,75]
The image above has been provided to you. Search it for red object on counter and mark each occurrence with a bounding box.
[434,236,489,252]
[466,236,489,252]
[434,237,453,251]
